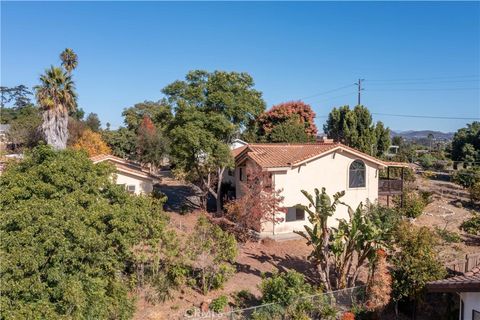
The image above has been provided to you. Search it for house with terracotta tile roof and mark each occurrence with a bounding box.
[90,154,157,195]
[427,255,480,320]
[229,139,408,236]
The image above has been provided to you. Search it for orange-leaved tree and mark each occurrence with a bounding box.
[256,101,317,142]
[72,128,111,156]
[225,164,285,238]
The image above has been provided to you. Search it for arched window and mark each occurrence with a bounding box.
[349,160,366,188]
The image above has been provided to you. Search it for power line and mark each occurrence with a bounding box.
[309,92,355,104]
[367,87,479,92]
[371,112,480,120]
[366,79,480,86]
[367,75,479,82]
[299,84,355,100]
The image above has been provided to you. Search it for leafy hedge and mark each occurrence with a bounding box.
[0,146,174,319]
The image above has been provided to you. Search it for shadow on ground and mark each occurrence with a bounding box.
[156,170,202,212]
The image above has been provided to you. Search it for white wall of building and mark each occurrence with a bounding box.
[230,139,247,150]
[460,292,480,320]
[114,172,153,195]
[259,150,380,235]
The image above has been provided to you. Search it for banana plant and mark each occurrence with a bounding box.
[294,187,346,291]
[295,187,388,291]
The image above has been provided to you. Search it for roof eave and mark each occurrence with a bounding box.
[292,145,386,168]
[426,283,480,293]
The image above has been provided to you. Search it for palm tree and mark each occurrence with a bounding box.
[35,66,77,150]
[60,48,78,74]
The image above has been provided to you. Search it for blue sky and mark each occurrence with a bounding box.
[2,1,479,132]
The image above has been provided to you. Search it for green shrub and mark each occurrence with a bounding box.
[187,215,238,294]
[435,227,462,243]
[209,295,229,313]
[419,153,436,169]
[258,270,315,319]
[260,271,313,306]
[209,263,236,291]
[233,289,256,308]
[469,182,480,203]
[396,190,428,218]
[391,222,447,304]
[0,146,176,319]
[251,304,285,320]
[365,204,402,243]
[453,167,480,189]
[461,213,480,235]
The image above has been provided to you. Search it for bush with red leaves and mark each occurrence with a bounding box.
[257,101,317,140]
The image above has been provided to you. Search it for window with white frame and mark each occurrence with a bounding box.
[127,185,136,194]
[349,160,366,188]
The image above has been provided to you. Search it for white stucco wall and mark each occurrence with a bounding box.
[114,172,153,195]
[230,139,247,150]
[460,292,480,320]
[260,150,380,235]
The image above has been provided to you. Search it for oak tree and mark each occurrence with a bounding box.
[164,70,266,213]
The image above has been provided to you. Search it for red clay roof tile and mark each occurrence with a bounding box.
[233,142,408,169]
[427,264,480,292]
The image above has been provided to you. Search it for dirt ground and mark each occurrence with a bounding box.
[412,174,480,263]
[133,173,480,320]
[134,210,316,320]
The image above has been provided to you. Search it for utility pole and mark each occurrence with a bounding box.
[355,78,365,106]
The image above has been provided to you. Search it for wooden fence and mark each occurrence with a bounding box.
[445,253,480,274]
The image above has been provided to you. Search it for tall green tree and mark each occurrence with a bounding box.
[102,127,137,159]
[122,100,172,132]
[375,121,391,156]
[85,112,101,132]
[451,121,480,164]
[324,105,390,156]
[164,70,266,213]
[136,115,169,168]
[0,146,174,319]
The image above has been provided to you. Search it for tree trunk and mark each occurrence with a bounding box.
[215,167,226,216]
[318,263,331,291]
[42,107,68,150]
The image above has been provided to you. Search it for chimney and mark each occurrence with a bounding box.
[318,136,334,144]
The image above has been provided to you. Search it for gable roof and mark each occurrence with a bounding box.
[427,265,480,292]
[90,154,155,180]
[232,142,408,169]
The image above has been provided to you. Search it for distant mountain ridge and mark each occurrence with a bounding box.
[391,130,454,141]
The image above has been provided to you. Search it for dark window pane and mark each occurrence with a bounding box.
[286,207,305,222]
[296,208,305,220]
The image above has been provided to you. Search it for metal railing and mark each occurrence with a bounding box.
[184,286,366,319]
[378,179,403,195]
